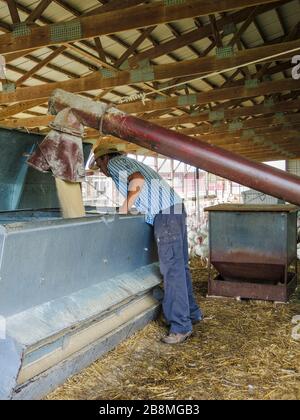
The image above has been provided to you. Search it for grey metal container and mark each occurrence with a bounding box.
[205,204,298,302]
[0,212,161,400]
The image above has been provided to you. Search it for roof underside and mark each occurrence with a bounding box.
[0,0,300,161]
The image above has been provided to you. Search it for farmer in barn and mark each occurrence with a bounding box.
[90,145,203,345]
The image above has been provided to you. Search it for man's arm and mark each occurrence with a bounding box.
[119,172,145,214]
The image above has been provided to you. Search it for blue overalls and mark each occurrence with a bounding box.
[154,205,203,334]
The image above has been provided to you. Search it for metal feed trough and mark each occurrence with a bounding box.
[206,204,298,302]
[0,211,161,400]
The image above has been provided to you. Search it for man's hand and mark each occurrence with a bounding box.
[119,172,145,215]
[119,205,129,214]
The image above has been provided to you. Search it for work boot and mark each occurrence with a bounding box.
[161,331,192,345]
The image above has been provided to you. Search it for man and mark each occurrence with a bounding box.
[90,146,202,344]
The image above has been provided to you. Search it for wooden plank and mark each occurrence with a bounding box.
[174,114,300,136]
[190,128,300,144]
[0,0,280,55]
[94,37,107,63]
[119,79,300,114]
[150,99,300,127]
[2,0,141,67]
[217,122,300,136]
[128,1,287,67]
[3,109,300,130]
[6,0,21,23]
[1,115,54,127]
[25,0,52,23]
[0,100,46,120]
[0,40,299,104]
[115,26,155,68]
[15,46,66,87]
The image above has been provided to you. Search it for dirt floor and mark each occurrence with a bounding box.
[47,259,300,401]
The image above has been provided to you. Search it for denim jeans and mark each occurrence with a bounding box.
[154,205,202,334]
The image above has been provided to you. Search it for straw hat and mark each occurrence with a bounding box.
[88,146,121,170]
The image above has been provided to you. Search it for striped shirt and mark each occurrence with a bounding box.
[108,156,183,225]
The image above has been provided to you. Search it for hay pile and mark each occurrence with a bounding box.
[47,259,300,401]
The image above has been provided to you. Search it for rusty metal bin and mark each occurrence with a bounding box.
[205,204,298,302]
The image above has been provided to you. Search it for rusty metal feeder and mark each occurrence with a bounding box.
[205,204,298,302]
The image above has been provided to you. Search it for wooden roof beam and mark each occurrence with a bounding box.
[1,40,298,104]
[128,1,289,68]
[150,99,300,127]
[25,0,52,24]
[5,0,20,23]
[0,0,283,56]
[5,111,300,131]
[118,79,300,114]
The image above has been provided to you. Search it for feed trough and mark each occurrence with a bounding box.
[0,211,161,400]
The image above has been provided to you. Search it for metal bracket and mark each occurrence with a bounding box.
[12,23,31,37]
[164,0,186,6]
[50,20,82,43]
[212,121,222,129]
[130,65,155,83]
[216,46,235,59]
[242,129,256,139]
[2,82,16,93]
[178,95,197,107]
[245,79,260,89]
[155,96,166,103]
[209,110,224,122]
[229,120,243,132]
[253,135,265,145]
[263,75,272,83]
[274,112,286,123]
[99,68,118,79]
[264,98,275,108]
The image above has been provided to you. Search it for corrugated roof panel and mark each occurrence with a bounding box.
[5,68,22,81]
[61,0,103,14]
[168,46,200,62]
[279,0,300,31]
[255,10,284,41]
[151,24,174,44]
[170,18,197,35]
[241,22,266,48]
[34,68,70,82]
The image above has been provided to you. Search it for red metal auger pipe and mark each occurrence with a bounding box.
[50,89,300,206]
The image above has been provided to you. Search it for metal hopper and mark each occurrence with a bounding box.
[205,204,298,302]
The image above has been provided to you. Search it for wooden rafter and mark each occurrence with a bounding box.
[150,99,300,127]
[0,0,282,56]
[25,0,52,23]
[127,1,287,68]
[118,79,300,114]
[4,110,300,132]
[5,0,20,23]
[0,40,298,104]
[15,46,65,87]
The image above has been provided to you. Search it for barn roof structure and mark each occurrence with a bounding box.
[0,0,300,161]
